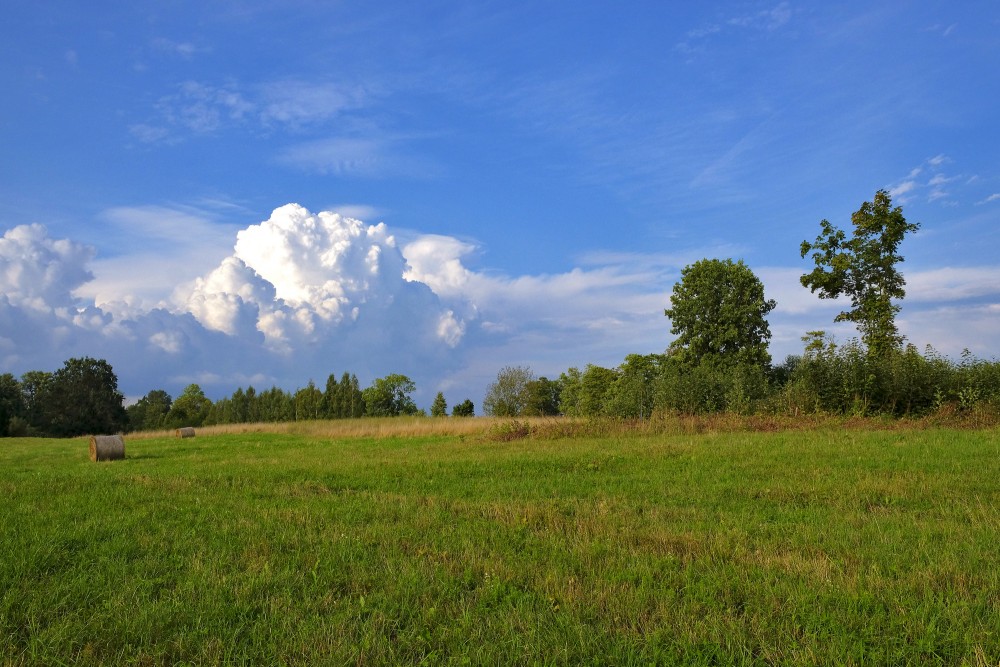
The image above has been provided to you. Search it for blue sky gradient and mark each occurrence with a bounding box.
[2,1,998,406]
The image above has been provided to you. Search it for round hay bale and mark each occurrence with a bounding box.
[90,435,125,462]
[175,427,196,438]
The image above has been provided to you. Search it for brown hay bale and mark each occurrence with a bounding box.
[175,427,196,438]
[90,435,125,462]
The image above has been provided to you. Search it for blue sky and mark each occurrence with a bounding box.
[2,1,999,407]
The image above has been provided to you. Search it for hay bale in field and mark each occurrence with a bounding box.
[175,427,196,438]
[90,435,125,462]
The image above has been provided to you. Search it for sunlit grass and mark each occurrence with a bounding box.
[2,426,999,664]
[129,415,520,441]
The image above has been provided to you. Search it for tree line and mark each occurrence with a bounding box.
[0,364,477,437]
[480,190,1000,419]
[3,189,998,437]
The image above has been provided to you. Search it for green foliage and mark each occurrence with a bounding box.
[0,373,23,437]
[363,374,418,417]
[655,357,727,414]
[451,398,475,417]
[325,372,364,419]
[578,364,618,417]
[557,367,583,416]
[430,392,448,417]
[40,357,128,437]
[167,384,212,428]
[606,354,661,419]
[127,389,172,432]
[482,366,534,417]
[523,377,561,416]
[18,370,52,431]
[774,334,1000,417]
[322,372,365,419]
[294,381,325,421]
[257,386,296,422]
[665,258,776,369]
[801,190,919,356]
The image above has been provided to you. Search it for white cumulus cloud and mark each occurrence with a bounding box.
[0,224,94,312]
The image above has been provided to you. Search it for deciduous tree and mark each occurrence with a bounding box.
[127,389,172,432]
[800,189,919,356]
[665,258,776,369]
[43,357,128,437]
[523,377,561,416]
[168,384,212,428]
[482,366,534,417]
[363,374,418,417]
[0,373,23,437]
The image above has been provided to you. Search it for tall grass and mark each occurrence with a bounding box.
[129,415,534,441]
[2,427,999,665]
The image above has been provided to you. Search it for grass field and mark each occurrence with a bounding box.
[2,420,999,665]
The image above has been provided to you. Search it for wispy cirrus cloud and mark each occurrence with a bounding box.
[130,79,370,142]
[150,38,206,59]
[888,154,981,205]
[74,205,241,309]
[276,136,442,179]
[676,2,793,55]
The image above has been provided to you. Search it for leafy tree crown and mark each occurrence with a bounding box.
[664,258,776,369]
[800,189,919,356]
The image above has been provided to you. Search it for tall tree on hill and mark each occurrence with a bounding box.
[800,189,919,357]
[665,258,776,369]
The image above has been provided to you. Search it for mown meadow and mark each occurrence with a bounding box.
[2,419,999,665]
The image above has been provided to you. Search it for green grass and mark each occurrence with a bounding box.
[2,426,999,665]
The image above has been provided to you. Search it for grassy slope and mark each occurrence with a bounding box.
[1,426,999,665]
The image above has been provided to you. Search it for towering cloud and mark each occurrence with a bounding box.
[0,223,94,311]
[180,204,467,353]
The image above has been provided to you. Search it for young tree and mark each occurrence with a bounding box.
[665,258,776,369]
[452,399,475,417]
[482,366,534,417]
[800,189,919,356]
[430,392,448,417]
